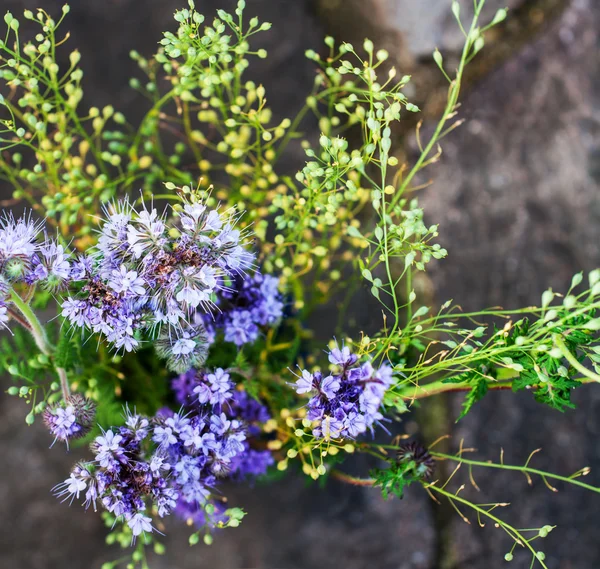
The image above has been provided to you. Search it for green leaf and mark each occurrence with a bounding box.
[457,377,488,420]
[54,326,79,370]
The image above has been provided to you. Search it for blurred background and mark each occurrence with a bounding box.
[1,0,600,567]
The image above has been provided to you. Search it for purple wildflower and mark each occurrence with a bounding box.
[200,270,284,348]
[294,343,394,440]
[56,369,274,535]
[42,395,96,447]
[60,195,255,371]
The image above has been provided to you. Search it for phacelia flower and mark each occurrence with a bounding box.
[293,343,394,440]
[60,195,255,371]
[56,368,273,536]
[199,271,284,347]
[0,213,74,328]
[43,394,96,447]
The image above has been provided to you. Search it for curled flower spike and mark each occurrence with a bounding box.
[155,324,210,373]
[294,343,394,440]
[60,195,255,369]
[199,270,284,347]
[396,441,435,480]
[42,394,96,447]
[55,371,274,536]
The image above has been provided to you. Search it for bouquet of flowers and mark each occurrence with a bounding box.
[1,1,599,567]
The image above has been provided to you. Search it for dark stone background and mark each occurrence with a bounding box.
[1,1,600,568]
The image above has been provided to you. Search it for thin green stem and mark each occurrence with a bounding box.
[553,333,600,383]
[391,3,484,210]
[431,452,600,494]
[330,470,375,486]
[10,289,52,356]
[397,378,514,400]
[427,484,549,569]
[393,373,595,402]
[9,289,71,400]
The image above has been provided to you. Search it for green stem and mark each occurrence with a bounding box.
[431,452,600,494]
[331,470,375,486]
[391,2,484,211]
[553,333,600,383]
[396,378,514,400]
[427,484,549,569]
[10,289,52,356]
[9,289,71,400]
[395,374,596,402]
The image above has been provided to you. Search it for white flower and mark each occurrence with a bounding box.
[172,337,196,356]
[295,370,314,394]
[64,473,87,498]
[128,513,153,537]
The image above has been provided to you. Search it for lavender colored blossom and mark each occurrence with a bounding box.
[295,369,315,394]
[129,513,154,537]
[60,196,255,370]
[172,369,275,482]
[294,344,394,440]
[230,448,274,480]
[200,271,284,347]
[0,212,74,326]
[42,394,96,447]
[31,239,71,291]
[191,368,233,406]
[0,212,40,261]
[224,310,257,345]
[56,367,273,536]
[171,369,198,406]
[55,410,177,541]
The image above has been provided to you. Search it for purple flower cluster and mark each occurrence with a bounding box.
[200,271,284,347]
[58,369,273,537]
[61,198,254,371]
[55,410,176,539]
[43,394,96,447]
[294,345,394,439]
[171,370,274,482]
[227,390,274,481]
[0,212,72,328]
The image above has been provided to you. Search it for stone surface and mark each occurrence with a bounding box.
[418,0,600,567]
[386,0,526,57]
[317,0,527,60]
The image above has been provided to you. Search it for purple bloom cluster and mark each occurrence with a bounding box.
[171,370,274,481]
[294,344,394,439]
[61,198,254,371]
[58,369,273,537]
[227,390,274,480]
[0,212,72,328]
[200,271,284,347]
[55,410,176,540]
[42,394,96,447]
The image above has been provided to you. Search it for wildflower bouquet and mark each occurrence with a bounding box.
[1,1,599,567]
